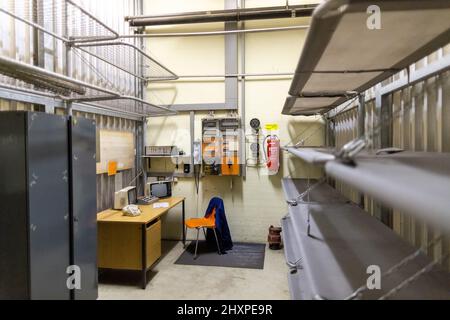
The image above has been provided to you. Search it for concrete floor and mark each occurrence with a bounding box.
[99,241,290,300]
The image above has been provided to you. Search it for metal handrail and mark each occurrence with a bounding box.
[0,55,120,98]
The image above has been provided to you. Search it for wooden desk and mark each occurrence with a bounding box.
[97,197,186,289]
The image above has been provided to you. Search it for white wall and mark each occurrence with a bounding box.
[144,0,323,242]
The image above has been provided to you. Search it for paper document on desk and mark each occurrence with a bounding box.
[153,202,169,209]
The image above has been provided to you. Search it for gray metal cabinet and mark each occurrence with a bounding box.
[0,112,71,300]
[70,117,98,300]
[0,112,99,300]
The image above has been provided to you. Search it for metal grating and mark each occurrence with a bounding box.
[0,53,176,116]
[87,97,177,117]
[74,41,178,81]
[0,0,177,117]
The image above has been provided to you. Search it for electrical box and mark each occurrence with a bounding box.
[202,118,241,176]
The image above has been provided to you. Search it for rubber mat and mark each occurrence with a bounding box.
[175,241,266,270]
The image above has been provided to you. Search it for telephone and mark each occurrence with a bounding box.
[122,205,142,217]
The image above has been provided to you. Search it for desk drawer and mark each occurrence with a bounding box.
[146,219,161,268]
[98,223,142,270]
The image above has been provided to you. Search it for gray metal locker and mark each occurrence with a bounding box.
[70,117,98,300]
[0,112,71,300]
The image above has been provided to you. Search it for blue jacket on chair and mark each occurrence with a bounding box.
[205,197,233,252]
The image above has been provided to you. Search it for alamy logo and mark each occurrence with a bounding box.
[367,5,381,30]
[366,265,381,290]
[66,265,81,290]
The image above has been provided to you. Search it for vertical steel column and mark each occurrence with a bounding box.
[357,94,366,209]
[380,94,394,149]
[225,0,238,110]
[379,93,394,228]
[141,119,148,193]
[136,120,145,195]
[32,0,44,68]
[63,0,72,116]
[358,93,366,138]
[190,111,195,172]
[374,83,383,150]
[137,0,147,193]
[240,0,247,178]
[33,0,48,112]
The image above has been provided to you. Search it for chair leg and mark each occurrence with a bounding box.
[184,226,188,248]
[194,228,200,260]
[212,228,221,255]
[202,227,207,239]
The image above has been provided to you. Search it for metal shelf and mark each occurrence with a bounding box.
[74,41,178,82]
[142,155,189,158]
[285,147,335,165]
[0,1,177,117]
[282,96,345,116]
[282,0,450,116]
[146,172,193,178]
[281,178,450,300]
[325,151,450,232]
[281,215,312,301]
[72,95,176,115]
[0,55,176,117]
[281,178,349,205]
[285,148,450,231]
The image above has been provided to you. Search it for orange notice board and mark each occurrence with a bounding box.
[108,161,118,176]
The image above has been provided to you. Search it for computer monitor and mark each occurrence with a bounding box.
[114,186,137,209]
[148,181,172,199]
[128,187,137,205]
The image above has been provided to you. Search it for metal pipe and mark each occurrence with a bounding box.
[240,0,247,179]
[119,25,309,38]
[126,4,317,26]
[0,7,67,43]
[175,72,295,78]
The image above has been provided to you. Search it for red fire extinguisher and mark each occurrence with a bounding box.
[263,126,280,175]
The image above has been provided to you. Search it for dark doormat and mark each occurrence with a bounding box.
[175,241,266,270]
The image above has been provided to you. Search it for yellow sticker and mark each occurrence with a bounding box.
[265,124,279,131]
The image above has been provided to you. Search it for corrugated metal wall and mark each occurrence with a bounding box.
[333,48,450,271]
[0,0,142,213]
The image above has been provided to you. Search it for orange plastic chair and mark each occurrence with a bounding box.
[185,208,221,259]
